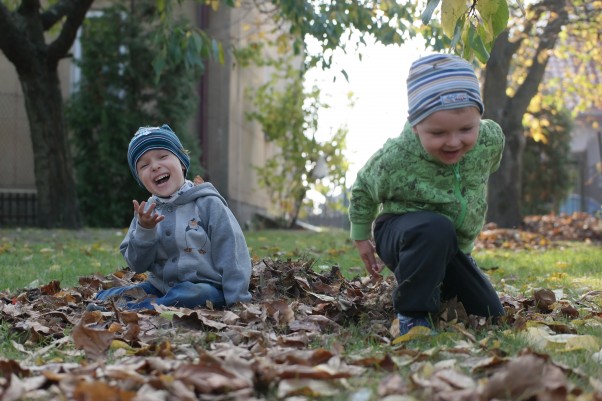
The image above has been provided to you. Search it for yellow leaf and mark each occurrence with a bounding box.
[110,340,131,350]
[524,326,602,352]
[441,0,469,38]
[563,335,601,352]
[392,326,432,344]
[40,248,54,254]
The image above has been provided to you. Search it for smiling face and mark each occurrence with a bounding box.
[136,149,186,197]
[412,107,481,165]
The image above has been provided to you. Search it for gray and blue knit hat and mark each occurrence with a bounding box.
[127,124,190,186]
[407,54,484,126]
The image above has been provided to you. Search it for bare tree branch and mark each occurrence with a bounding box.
[47,0,94,63]
[511,0,568,115]
[0,2,32,70]
[41,0,76,30]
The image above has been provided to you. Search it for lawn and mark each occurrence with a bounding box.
[0,227,360,291]
[1,226,602,400]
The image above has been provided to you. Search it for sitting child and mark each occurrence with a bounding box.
[92,124,252,310]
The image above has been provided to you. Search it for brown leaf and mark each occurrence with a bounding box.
[72,312,115,360]
[351,353,397,372]
[560,305,579,319]
[72,380,136,401]
[482,352,568,401]
[263,299,295,325]
[40,280,61,295]
[0,359,30,379]
[534,288,556,313]
[174,362,251,394]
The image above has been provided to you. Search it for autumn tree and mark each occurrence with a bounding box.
[483,0,602,227]
[522,108,573,215]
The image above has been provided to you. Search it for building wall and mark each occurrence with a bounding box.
[201,3,281,226]
[547,52,602,214]
[0,39,76,192]
[570,113,602,211]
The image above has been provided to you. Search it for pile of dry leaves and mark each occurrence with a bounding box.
[475,212,602,250]
[2,256,602,400]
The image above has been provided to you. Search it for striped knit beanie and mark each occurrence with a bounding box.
[407,54,484,126]
[127,124,190,186]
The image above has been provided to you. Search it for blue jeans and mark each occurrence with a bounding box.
[95,281,226,310]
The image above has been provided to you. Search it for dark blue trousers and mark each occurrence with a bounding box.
[374,211,504,319]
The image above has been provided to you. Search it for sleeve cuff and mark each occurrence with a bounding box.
[134,224,157,242]
[350,222,372,240]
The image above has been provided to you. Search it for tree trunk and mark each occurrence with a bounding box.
[483,31,524,227]
[486,121,526,227]
[19,66,82,228]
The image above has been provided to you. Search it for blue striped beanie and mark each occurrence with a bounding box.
[127,124,190,186]
[407,54,484,126]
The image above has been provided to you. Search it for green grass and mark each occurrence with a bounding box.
[245,228,362,276]
[0,228,127,291]
[0,227,361,291]
[477,243,602,292]
[1,227,601,293]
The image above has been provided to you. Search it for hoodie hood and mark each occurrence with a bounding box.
[151,181,228,208]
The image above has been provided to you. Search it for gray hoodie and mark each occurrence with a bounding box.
[120,181,252,305]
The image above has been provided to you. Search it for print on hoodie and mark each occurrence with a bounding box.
[185,218,207,254]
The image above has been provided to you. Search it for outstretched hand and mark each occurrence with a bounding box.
[133,200,164,229]
[354,239,384,280]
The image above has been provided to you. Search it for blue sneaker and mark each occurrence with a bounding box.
[86,303,108,312]
[397,313,432,336]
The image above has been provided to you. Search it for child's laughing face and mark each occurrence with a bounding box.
[412,107,481,165]
[136,149,185,197]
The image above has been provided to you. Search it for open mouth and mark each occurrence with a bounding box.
[154,174,170,185]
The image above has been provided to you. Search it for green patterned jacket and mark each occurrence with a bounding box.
[348,119,504,253]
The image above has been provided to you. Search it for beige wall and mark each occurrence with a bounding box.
[0,54,33,191]
[202,3,286,225]
[0,43,74,192]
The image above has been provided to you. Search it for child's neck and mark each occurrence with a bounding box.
[154,180,192,202]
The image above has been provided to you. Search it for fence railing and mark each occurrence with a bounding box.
[0,190,37,227]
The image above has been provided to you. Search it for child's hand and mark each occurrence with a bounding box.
[133,200,165,229]
[354,240,384,280]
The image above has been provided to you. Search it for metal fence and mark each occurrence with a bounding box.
[0,191,37,227]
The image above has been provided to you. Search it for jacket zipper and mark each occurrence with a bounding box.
[453,164,467,227]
